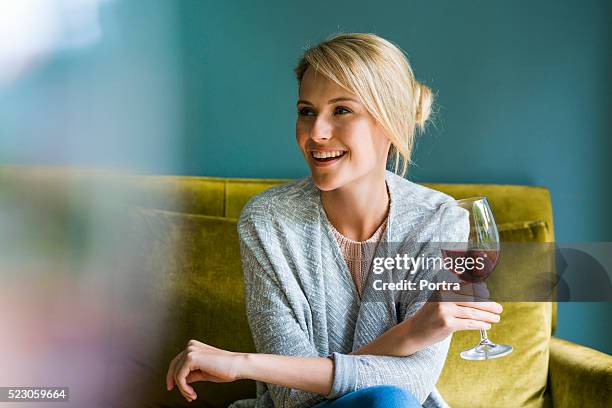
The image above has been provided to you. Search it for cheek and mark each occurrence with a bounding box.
[341,121,379,158]
[295,122,308,147]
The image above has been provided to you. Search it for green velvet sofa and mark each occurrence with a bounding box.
[0,165,609,408]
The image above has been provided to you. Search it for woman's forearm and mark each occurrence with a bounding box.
[232,321,417,399]
[237,353,334,396]
[351,299,503,357]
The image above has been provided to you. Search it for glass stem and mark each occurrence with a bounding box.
[480,329,489,343]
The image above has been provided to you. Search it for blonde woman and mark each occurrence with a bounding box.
[166,33,503,408]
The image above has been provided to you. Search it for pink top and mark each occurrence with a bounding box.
[329,214,388,297]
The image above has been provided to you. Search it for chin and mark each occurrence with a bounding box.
[310,168,360,192]
[310,171,344,191]
[311,165,382,192]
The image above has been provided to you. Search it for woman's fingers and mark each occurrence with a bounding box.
[453,304,501,323]
[166,352,183,391]
[166,340,237,400]
[453,317,493,331]
[173,353,196,401]
[448,300,503,331]
[166,340,218,401]
[175,357,197,401]
[428,299,503,334]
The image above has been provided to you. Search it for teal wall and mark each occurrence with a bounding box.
[0,0,609,353]
[178,0,611,353]
[0,0,184,174]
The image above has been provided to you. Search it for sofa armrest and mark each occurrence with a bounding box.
[549,336,611,408]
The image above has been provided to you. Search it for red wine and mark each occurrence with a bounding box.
[441,249,500,283]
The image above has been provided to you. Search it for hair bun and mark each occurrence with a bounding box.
[415,82,434,130]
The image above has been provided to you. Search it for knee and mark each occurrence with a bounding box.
[354,385,420,408]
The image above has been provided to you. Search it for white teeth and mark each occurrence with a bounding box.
[312,150,345,159]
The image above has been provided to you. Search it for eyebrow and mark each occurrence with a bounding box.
[297,97,360,106]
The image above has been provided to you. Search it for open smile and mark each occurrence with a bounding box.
[310,150,347,167]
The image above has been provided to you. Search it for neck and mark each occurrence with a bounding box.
[320,169,390,242]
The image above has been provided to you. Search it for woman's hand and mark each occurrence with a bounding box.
[404,286,503,350]
[349,282,503,358]
[166,339,243,402]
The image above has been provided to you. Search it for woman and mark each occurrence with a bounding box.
[166,33,503,408]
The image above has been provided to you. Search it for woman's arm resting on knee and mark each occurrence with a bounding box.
[166,339,334,402]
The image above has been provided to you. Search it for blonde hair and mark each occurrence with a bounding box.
[294,33,434,177]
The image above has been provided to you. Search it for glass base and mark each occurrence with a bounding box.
[460,338,513,360]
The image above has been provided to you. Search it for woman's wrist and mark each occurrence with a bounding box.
[397,316,430,354]
[233,352,251,380]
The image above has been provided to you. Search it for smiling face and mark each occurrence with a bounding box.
[296,68,391,191]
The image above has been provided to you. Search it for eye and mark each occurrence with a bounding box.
[334,106,351,115]
[298,107,315,116]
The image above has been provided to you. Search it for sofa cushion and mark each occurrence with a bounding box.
[106,207,255,408]
[436,220,552,408]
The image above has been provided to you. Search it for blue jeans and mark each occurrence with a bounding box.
[312,385,421,408]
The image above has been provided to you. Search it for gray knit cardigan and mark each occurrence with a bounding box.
[229,170,466,408]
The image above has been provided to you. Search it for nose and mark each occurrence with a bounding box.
[310,115,332,142]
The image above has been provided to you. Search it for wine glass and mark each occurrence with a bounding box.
[437,197,513,360]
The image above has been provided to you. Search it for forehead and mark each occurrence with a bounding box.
[299,67,356,99]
